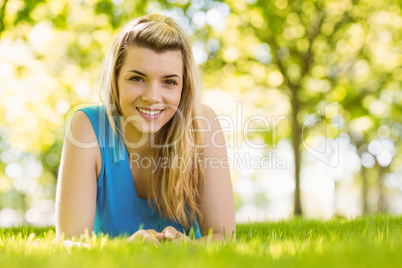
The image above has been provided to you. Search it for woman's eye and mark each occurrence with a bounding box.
[129,76,144,82]
[164,79,178,86]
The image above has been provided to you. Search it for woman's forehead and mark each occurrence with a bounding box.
[121,46,183,77]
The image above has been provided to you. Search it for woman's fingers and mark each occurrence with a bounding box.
[142,232,161,244]
[162,226,191,243]
[145,229,165,241]
[175,231,192,242]
[127,229,148,242]
[127,229,161,245]
[127,227,191,244]
[155,233,165,241]
[162,226,178,241]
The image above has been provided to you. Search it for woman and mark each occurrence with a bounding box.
[55,14,235,244]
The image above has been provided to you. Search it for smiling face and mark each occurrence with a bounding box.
[117,46,184,139]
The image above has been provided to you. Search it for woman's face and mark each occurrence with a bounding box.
[117,46,183,137]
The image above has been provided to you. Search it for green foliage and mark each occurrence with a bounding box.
[13,0,46,26]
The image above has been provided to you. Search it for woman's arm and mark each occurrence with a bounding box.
[55,111,99,240]
[197,105,236,241]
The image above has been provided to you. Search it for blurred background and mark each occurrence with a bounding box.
[0,0,401,227]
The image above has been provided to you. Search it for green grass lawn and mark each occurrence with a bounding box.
[1,215,401,267]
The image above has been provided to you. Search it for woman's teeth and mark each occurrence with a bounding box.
[137,108,163,116]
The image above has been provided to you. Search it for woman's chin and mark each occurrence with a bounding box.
[133,124,162,135]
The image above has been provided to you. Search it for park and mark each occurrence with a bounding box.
[0,0,401,266]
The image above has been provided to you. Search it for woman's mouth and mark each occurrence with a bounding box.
[136,107,164,120]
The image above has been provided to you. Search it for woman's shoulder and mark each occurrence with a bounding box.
[201,104,217,118]
[199,104,219,129]
[77,105,106,121]
[199,104,227,150]
[68,109,99,148]
[66,108,102,179]
[73,105,108,143]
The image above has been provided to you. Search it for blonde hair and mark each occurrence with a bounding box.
[97,14,204,228]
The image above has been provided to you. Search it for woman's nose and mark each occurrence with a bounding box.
[141,82,161,103]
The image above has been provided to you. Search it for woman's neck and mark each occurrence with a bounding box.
[121,119,156,158]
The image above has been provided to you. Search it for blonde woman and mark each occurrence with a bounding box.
[55,14,235,243]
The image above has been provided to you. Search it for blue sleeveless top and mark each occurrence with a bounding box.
[78,105,201,239]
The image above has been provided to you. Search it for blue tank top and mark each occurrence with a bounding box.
[78,105,201,239]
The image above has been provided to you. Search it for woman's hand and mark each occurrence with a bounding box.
[161,226,191,244]
[127,226,191,245]
[127,229,165,245]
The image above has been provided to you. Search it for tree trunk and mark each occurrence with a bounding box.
[361,165,369,214]
[377,164,387,213]
[291,87,302,215]
[334,181,339,216]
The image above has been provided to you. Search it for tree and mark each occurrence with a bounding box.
[214,0,402,215]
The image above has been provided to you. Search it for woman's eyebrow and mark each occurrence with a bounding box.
[128,70,147,76]
[127,70,180,79]
[163,74,181,79]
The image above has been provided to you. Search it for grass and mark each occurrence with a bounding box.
[0,215,401,267]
